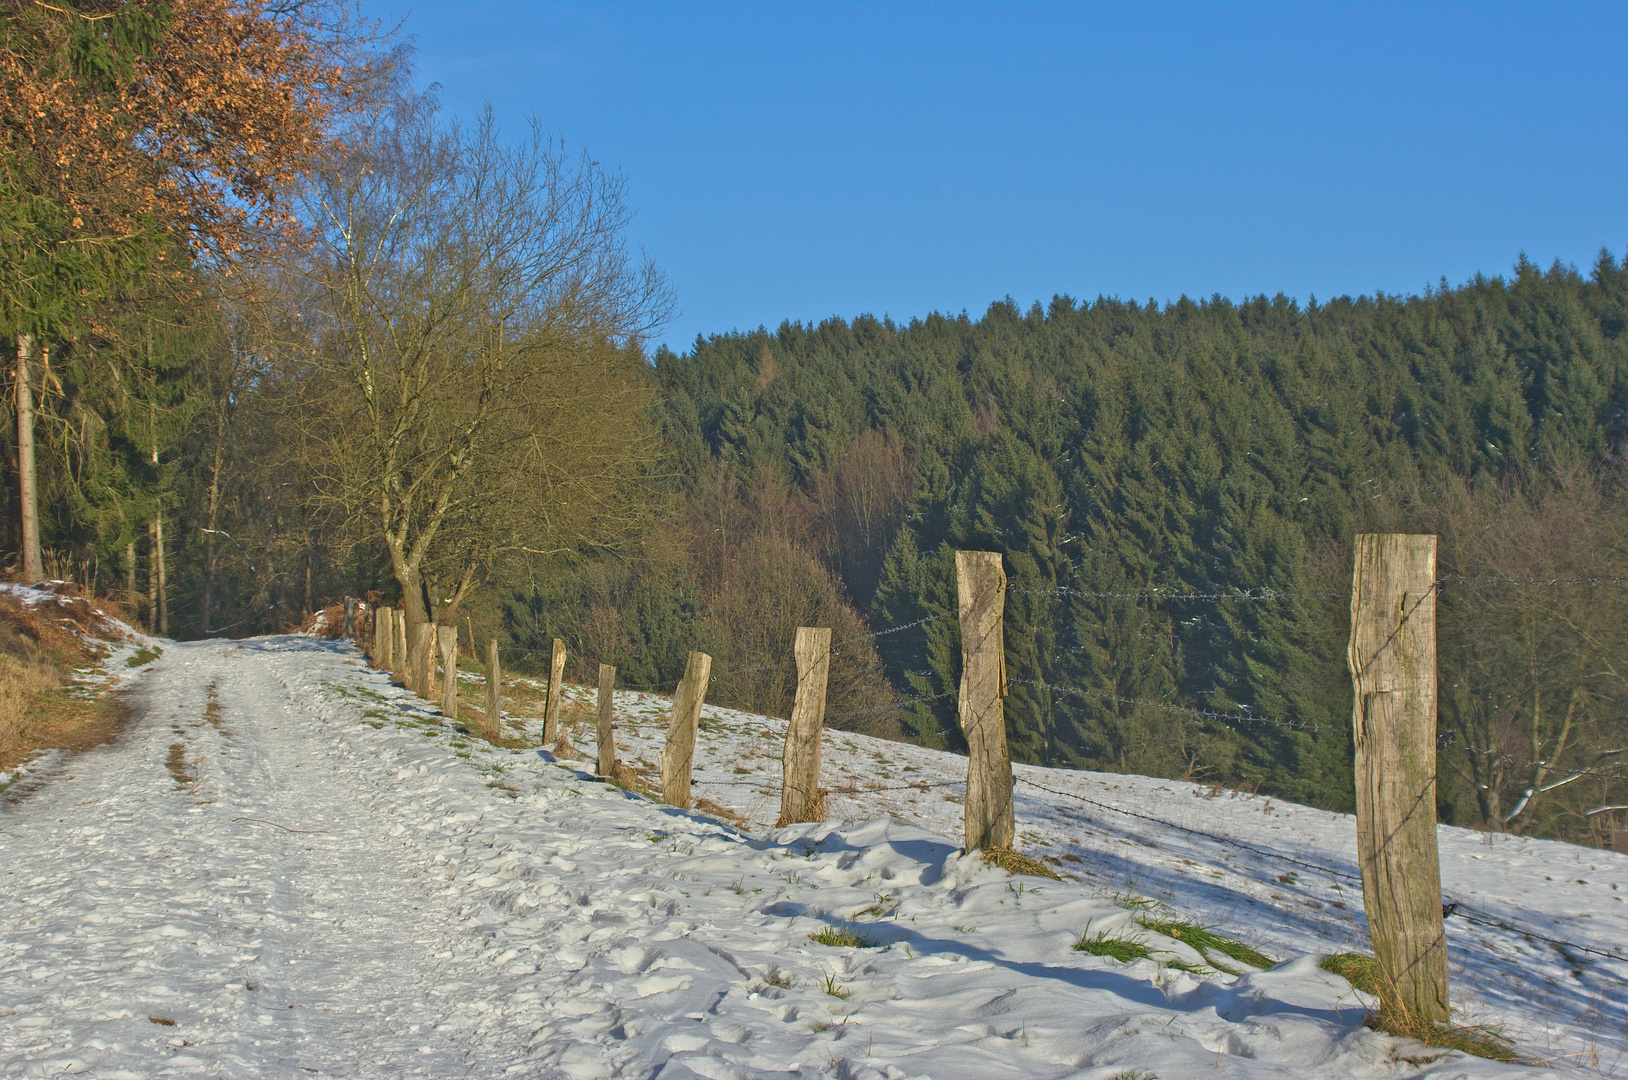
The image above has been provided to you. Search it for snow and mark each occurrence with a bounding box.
[1,631,1618,1078]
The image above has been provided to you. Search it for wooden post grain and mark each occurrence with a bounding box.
[438,627,459,720]
[543,638,573,755]
[343,596,355,642]
[778,626,832,826]
[393,609,408,681]
[411,622,434,701]
[957,550,1013,852]
[597,663,618,778]
[377,607,393,672]
[1348,532,1448,1024]
[660,650,713,809]
[484,638,502,740]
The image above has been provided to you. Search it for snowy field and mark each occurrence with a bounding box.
[0,628,1622,1078]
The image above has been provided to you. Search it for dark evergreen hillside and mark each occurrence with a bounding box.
[649,253,1628,835]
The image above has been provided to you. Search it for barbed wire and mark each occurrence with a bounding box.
[1014,775,1360,881]
[1015,776,1628,968]
[825,687,958,725]
[1008,585,1348,602]
[1445,904,1628,964]
[1009,677,1334,735]
[1439,574,1628,588]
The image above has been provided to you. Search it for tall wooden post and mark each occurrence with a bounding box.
[1348,533,1448,1024]
[377,607,394,671]
[778,626,832,826]
[411,622,434,701]
[393,610,408,681]
[343,597,355,643]
[484,638,502,740]
[543,638,573,755]
[660,650,713,809]
[438,628,459,720]
[597,663,618,778]
[427,625,444,700]
[957,550,1013,852]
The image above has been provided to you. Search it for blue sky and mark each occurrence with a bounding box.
[359,1,1627,353]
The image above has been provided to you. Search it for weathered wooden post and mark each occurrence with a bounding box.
[543,638,572,755]
[377,607,394,672]
[660,650,713,809]
[596,663,619,778]
[438,627,459,720]
[343,596,355,642]
[778,626,832,826]
[484,638,502,740]
[957,550,1013,852]
[411,622,434,702]
[1348,533,1448,1025]
[393,610,408,681]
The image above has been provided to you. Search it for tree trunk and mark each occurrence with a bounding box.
[147,521,159,631]
[15,334,42,582]
[154,509,168,636]
[125,541,136,597]
[202,441,224,634]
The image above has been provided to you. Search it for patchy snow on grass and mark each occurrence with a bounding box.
[0,636,1616,1078]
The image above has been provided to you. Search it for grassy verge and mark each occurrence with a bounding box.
[1320,953,1519,1061]
[0,588,129,778]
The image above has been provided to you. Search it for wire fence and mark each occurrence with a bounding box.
[355,553,1628,986]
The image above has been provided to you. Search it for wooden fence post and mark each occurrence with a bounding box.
[377,607,394,672]
[957,550,1013,853]
[484,638,502,740]
[597,663,619,778]
[394,610,407,681]
[778,626,832,826]
[661,650,713,809]
[343,596,355,642]
[1348,532,1448,1025]
[411,622,434,702]
[438,627,459,720]
[543,638,573,755]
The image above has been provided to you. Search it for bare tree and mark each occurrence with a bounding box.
[291,93,670,630]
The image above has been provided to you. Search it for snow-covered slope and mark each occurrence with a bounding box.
[0,635,1615,1078]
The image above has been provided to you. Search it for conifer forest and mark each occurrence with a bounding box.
[5,2,1628,849]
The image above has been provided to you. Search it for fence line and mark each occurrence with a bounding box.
[348,544,1628,1012]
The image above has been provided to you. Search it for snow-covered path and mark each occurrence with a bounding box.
[0,637,1581,1078]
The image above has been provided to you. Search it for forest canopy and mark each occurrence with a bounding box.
[2,5,1624,847]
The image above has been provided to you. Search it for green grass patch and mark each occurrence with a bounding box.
[1138,916,1274,971]
[126,646,162,668]
[1321,952,1381,994]
[1074,924,1156,964]
[810,922,878,948]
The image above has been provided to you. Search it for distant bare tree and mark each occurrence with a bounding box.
[1421,470,1628,840]
[290,92,670,630]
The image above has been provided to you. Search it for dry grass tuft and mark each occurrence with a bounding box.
[1319,953,1520,1061]
[980,845,1063,880]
